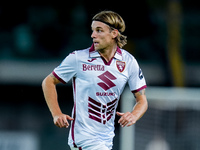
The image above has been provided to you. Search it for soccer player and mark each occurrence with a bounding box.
[42,10,148,150]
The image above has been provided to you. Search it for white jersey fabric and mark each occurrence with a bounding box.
[53,44,147,150]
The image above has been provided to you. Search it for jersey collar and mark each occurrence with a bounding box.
[89,44,123,61]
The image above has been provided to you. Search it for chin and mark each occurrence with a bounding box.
[94,46,100,51]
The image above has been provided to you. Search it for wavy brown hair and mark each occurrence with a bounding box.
[92,11,127,48]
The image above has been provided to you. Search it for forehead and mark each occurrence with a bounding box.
[91,21,110,30]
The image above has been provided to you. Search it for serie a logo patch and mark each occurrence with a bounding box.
[139,68,144,80]
[116,61,126,72]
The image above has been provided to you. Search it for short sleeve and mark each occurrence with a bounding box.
[128,58,147,93]
[53,52,77,83]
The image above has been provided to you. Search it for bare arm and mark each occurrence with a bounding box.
[117,89,148,127]
[42,73,73,128]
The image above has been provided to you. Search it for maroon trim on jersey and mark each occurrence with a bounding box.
[89,44,122,55]
[71,77,76,142]
[88,103,101,112]
[89,44,95,53]
[131,85,147,93]
[52,71,66,84]
[100,56,114,66]
[89,44,123,62]
[88,97,101,107]
[71,77,82,150]
[88,97,117,124]
[89,114,102,124]
[116,46,122,55]
[73,143,82,150]
[71,77,82,149]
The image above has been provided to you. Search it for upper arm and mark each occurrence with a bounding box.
[133,89,147,104]
[53,51,77,83]
[128,57,146,94]
[42,73,61,86]
[49,73,61,84]
[133,89,145,98]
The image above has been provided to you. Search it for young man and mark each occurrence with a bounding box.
[42,11,148,150]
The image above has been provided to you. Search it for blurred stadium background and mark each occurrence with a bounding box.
[0,1,200,150]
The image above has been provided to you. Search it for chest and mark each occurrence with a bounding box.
[76,57,129,90]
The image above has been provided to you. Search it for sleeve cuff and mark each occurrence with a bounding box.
[52,71,66,84]
[131,85,147,93]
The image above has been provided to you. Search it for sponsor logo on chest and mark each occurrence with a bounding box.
[82,64,105,71]
[82,64,120,97]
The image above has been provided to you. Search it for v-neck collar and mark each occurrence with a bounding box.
[89,44,123,63]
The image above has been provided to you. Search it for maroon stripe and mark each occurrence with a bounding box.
[73,143,82,150]
[88,103,101,112]
[73,143,77,148]
[88,97,101,107]
[107,104,116,111]
[116,46,122,55]
[132,85,147,93]
[88,108,101,118]
[52,71,66,84]
[100,56,114,66]
[89,44,95,53]
[89,114,102,123]
[107,107,115,115]
[103,120,106,124]
[71,77,76,144]
[107,98,117,106]
[107,114,113,121]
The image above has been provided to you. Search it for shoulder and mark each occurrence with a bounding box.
[74,47,90,56]
[121,49,137,63]
[66,47,89,60]
[120,49,141,74]
[62,47,90,61]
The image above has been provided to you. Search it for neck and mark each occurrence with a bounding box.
[98,44,117,62]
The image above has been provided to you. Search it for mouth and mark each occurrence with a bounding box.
[93,42,99,46]
[93,40,99,44]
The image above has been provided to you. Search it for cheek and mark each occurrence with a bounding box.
[101,34,112,43]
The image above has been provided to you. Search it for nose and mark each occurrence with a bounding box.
[91,31,96,38]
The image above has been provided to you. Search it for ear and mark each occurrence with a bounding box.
[111,29,119,39]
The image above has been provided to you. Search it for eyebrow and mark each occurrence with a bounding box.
[91,26,103,30]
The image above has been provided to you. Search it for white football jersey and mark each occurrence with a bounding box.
[53,44,147,149]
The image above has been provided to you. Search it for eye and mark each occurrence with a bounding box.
[97,29,102,33]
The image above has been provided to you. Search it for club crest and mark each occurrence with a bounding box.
[116,61,126,72]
